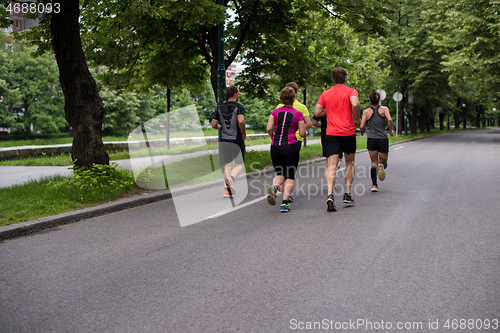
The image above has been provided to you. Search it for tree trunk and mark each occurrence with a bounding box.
[410,104,418,135]
[419,105,426,134]
[439,111,444,130]
[51,0,109,170]
[474,105,480,128]
[24,123,30,140]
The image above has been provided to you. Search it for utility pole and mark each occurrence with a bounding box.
[216,0,226,106]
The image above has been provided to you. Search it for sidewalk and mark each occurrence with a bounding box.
[0,139,321,188]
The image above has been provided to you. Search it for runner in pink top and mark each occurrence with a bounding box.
[270,106,304,146]
[266,87,306,213]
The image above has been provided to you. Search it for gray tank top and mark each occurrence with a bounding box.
[366,106,388,139]
[217,104,240,140]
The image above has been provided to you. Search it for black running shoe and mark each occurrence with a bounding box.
[288,195,294,202]
[343,193,355,204]
[326,194,337,211]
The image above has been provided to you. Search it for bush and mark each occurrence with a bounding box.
[49,163,136,201]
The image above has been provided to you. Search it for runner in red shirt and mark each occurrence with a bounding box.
[314,67,361,211]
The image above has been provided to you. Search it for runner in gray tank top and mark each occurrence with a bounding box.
[360,90,394,192]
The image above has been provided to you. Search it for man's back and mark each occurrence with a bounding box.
[215,101,245,141]
[318,85,358,136]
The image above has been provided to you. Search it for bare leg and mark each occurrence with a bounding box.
[326,154,339,195]
[282,179,294,201]
[368,150,379,167]
[378,152,388,165]
[368,150,379,187]
[344,153,355,194]
[230,163,244,179]
[223,161,233,180]
[272,175,285,188]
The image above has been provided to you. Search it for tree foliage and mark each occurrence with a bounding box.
[0,41,65,138]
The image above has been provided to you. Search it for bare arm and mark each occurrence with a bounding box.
[298,120,306,138]
[360,111,368,135]
[382,106,394,136]
[211,118,221,130]
[350,95,361,126]
[267,115,275,138]
[314,103,326,117]
[312,118,321,128]
[303,116,312,129]
[238,114,246,140]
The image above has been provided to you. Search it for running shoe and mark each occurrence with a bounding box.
[267,185,277,206]
[343,193,355,204]
[280,202,291,213]
[225,177,235,195]
[378,163,386,181]
[288,195,294,202]
[371,185,379,192]
[326,194,337,211]
[223,189,233,198]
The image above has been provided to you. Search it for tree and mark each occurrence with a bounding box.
[8,0,110,168]
[51,0,109,169]
[0,42,65,139]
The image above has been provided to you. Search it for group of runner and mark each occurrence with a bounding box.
[211,66,394,213]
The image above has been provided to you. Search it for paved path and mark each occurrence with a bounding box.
[0,130,499,332]
[0,139,321,188]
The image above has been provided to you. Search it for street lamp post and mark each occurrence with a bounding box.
[216,0,226,106]
[462,103,466,129]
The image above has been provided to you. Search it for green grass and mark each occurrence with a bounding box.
[0,164,139,227]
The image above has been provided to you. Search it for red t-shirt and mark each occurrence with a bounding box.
[317,85,358,136]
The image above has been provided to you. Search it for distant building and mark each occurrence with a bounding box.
[225,62,245,86]
[4,0,39,34]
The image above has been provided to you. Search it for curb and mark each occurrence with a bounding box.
[0,134,430,241]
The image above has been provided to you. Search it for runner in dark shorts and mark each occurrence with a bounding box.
[360,89,394,192]
[313,67,361,211]
[211,85,246,198]
[266,87,306,213]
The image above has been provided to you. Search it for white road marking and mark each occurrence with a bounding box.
[207,195,267,219]
[394,146,405,151]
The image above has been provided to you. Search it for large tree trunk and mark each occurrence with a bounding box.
[51,0,109,170]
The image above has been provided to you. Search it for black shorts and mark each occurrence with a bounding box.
[220,139,245,164]
[367,138,389,153]
[271,142,300,180]
[325,135,356,157]
[320,133,343,158]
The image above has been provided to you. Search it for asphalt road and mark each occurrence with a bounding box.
[1,130,499,332]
